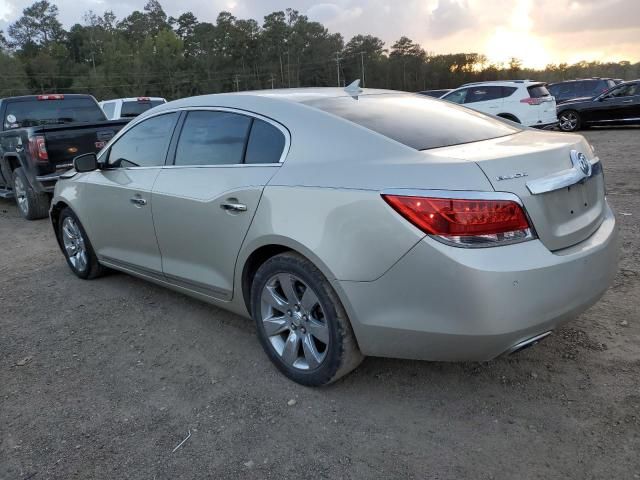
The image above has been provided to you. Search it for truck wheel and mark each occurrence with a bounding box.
[12,167,50,220]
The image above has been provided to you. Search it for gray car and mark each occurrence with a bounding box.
[50,87,619,386]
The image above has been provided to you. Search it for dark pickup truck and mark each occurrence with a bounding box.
[0,94,129,219]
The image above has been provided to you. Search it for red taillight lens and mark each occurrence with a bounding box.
[520,97,544,105]
[28,135,48,162]
[382,194,534,247]
[37,94,64,100]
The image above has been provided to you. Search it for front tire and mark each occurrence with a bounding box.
[251,252,363,386]
[12,167,49,220]
[58,208,105,279]
[559,110,581,132]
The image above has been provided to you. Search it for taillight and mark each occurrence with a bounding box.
[28,135,48,162]
[382,193,535,247]
[520,97,544,105]
[37,94,64,100]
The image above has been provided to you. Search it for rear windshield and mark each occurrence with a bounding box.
[527,85,551,98]
[4,97,105,129]
[304,93,520,150]
[120,100,165,118]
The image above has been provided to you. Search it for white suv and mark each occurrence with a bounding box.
[441,81,557,129]
[99,97,166,120]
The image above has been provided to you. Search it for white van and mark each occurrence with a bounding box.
[99,97,167,120]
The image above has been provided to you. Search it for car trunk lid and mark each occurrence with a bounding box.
[428,130,606,251]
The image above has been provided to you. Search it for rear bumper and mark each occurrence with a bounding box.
[337,203,619,361]
[34,172,62,193]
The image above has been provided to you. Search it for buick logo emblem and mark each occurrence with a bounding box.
[570,150,592,178]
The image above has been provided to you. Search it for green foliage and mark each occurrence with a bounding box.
[0,0,638,99]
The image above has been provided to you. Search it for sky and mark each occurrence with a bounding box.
[0,0,637,69]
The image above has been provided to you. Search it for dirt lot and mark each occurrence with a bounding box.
[1,128,639,480]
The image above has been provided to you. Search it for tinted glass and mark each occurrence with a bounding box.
[608,83,639,98]
[305,93,520,151]
[578,80,598,97]
[550,83,575,99]
[102,102,116,119]
[245,119,286,164]
[502,87,518,98]
[4,97,105,130]
[108,113,177,168]
[442,88,468,104]
[527,85,551,98]
[120,100,165,118]
[465,86,504,103]
[174,111,252,166]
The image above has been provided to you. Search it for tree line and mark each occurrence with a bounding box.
[0,0,638,100]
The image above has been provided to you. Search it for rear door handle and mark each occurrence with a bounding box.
[220,201,247,212]
[130,197,147,207]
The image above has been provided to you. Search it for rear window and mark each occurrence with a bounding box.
[4,97,105,129]
[120,100,165,118]
[527,85,550,98]
[304,93,520,151]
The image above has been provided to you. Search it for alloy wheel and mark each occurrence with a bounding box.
[13,175,28,215]
[260,273,330,370]
[61,216,88,272]
[559,112,578,131]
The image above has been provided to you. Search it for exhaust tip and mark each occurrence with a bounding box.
[505,331,552,356]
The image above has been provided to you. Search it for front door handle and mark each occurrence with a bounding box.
[220,201,247,212]
[130,197,147,207]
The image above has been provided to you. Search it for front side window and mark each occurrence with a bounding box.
[107,113,178,168]
[443,88,468,104]
[174,111,252,166]
[607,83,638,98]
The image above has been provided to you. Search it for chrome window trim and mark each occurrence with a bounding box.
[526,156,601,195]
[97,106,291,169]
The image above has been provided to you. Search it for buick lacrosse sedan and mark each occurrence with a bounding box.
[51,86,619,386]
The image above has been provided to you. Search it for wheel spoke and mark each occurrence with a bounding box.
[281,330,301,365]
[308,318,329,345]
[277,273,299,304]
[300,287,319,312]
[302,334,323,369]
[262,315,289,336]
[262,285,289,312]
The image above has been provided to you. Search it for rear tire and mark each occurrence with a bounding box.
[559,110,581,132]
[497,113,521,124]
[251,252,363,386]
[12,167,49,220]
[58,207,105,280]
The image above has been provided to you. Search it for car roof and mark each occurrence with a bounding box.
[459,80,543,88]
[548,78,614,85]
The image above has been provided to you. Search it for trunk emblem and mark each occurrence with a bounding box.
[571,150,592,177]
[496,172,528,181]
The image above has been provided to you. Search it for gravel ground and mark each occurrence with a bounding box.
[1,127,639,480]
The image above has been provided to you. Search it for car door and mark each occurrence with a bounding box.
[463,86,504,115]
[596,83,640,122]
[79,112,179,276]
[152,109,288,300]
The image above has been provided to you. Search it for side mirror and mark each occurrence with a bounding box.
[73,153,98,173]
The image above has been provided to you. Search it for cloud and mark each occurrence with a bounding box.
[427,0,475,38]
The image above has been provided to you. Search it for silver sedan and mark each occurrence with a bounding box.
[51,86,619,386]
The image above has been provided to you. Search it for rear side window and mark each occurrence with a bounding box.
[4,97,105,129]
[305,93,520,151]
[465,86,504,104]
[120,99,165,118]
[527,85,551,98]
[107,113,178,168]
[174,111,252,166]
[501,87,518,98]
[549,83,575,99]
[102,102,116,119]
[245,119,286,164]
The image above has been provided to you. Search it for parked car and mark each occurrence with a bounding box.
[557,80,640,131]
[51,87,618,386]
[418,89,452,98]
[0,94,130,219]
[547,78,617,105]
[441,80,557,128]
[99,97,166,120]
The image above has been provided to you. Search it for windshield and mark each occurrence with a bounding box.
[120,100,165,118]
[304,93,521,150]
[4,98,105,129]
